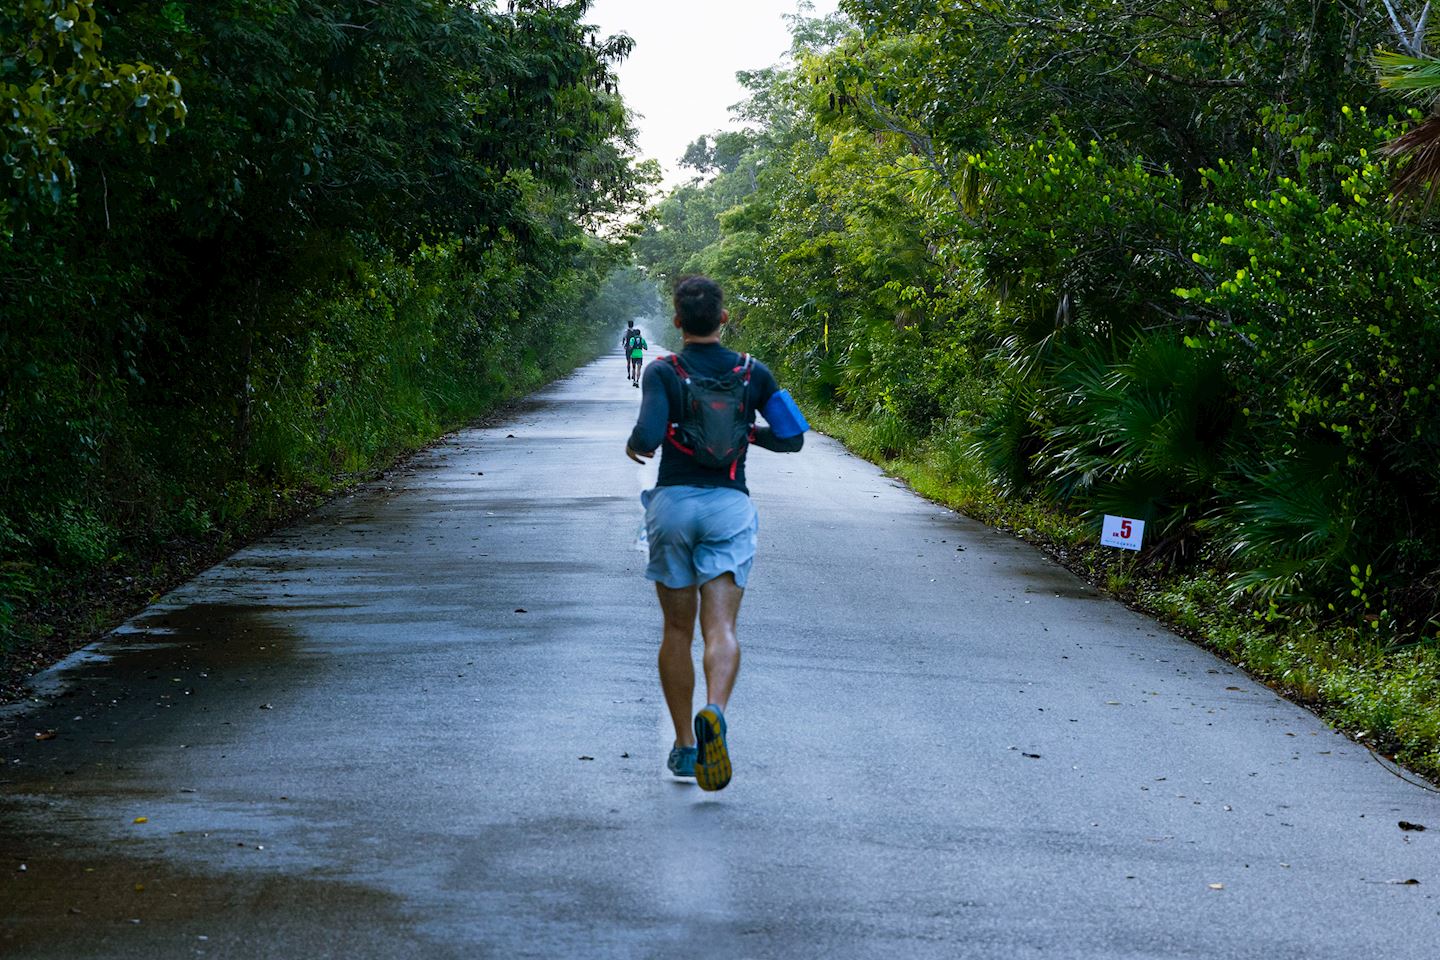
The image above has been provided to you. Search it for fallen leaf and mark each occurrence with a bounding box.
[514,608,527,614]
[1208,883,1224,890]
[1022,752,1041,759]
[1388,878,1421,885]
[133,817,148,824]
[34,730,56,741]
[1225,686,1242,691]
[259,703,273,710]
[1398,821,1426,832]
[578,755,594,761]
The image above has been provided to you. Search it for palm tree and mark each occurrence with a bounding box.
[1376,2,1440,205]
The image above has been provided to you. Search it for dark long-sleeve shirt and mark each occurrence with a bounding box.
[628,342,803,495]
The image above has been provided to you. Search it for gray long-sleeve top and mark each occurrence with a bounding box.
[628,342,803,495]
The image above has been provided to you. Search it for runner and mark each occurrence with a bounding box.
[626,325,647,386]
[622,321,639,382]
[625,275,806,790]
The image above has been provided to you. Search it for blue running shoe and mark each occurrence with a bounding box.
[693,704,731,791]
[667,745,697,779]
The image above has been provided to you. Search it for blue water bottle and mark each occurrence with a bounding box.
[762,389,809,438]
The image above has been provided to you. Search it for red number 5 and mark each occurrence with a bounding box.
[1119,520,1133,538]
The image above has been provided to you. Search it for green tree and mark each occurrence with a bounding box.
[1,0,184,225]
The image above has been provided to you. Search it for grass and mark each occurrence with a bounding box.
[808,404,1440,785]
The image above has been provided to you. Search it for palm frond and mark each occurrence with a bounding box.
[1222,449,1356,609]
[1375,49,1440,100]
[969,379,1044,495]
[1383,114,1440,208]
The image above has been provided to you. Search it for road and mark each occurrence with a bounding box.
[3,349,1439,959]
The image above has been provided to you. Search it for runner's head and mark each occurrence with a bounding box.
[673,275,726,336]
[627,319,635,329]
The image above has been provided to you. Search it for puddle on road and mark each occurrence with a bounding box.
[1010,564,1103,601]
[0,603,429,958]
[1,845,412,958]
[1,603,302,781]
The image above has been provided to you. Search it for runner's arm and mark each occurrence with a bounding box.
[753,426,804,453]
[626,362,670,455]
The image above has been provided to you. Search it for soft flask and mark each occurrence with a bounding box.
[761,389,809,438]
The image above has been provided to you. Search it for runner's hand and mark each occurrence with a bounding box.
[626,445,654,464]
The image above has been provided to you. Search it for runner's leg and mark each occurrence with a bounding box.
[656,583,699,747]
[697,573,743,710]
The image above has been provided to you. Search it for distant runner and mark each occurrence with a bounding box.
[622,320,637,381]
[625,323,647,386]
[625,275,808,790]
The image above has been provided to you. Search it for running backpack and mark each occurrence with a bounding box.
[665,354,754,478]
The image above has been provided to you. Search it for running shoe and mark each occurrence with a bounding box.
[667,744,697,779]
[693,704,731,791]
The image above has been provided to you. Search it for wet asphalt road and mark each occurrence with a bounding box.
[4,349,1440,960]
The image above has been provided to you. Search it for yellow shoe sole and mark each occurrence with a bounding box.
[693,706,732,791]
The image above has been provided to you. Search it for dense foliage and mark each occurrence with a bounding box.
[640,2,1440,643]
[1,0,652,648]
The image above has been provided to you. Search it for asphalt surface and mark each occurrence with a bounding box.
[3,347,1439,959]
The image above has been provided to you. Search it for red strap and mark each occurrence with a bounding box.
[666,423,694,455]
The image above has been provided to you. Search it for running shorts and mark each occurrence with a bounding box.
[641,485,758,589]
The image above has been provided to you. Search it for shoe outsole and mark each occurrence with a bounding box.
[693,706,731,791]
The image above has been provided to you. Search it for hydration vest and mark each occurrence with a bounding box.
[665,353,754,480]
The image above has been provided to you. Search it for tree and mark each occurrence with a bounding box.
[0,0,184,227]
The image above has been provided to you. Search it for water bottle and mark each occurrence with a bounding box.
[762,389,809,438]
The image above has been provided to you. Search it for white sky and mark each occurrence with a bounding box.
[586,0,841,188]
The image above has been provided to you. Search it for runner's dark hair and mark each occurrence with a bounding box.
[673,275,724,336]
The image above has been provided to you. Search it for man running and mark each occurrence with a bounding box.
[625,275,805,790]
[626,324,647,386]
[622,321,637,380]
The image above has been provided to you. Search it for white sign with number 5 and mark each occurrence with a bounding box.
[1101,515,1145,551]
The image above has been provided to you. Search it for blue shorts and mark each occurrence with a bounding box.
[641,485,759,589]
